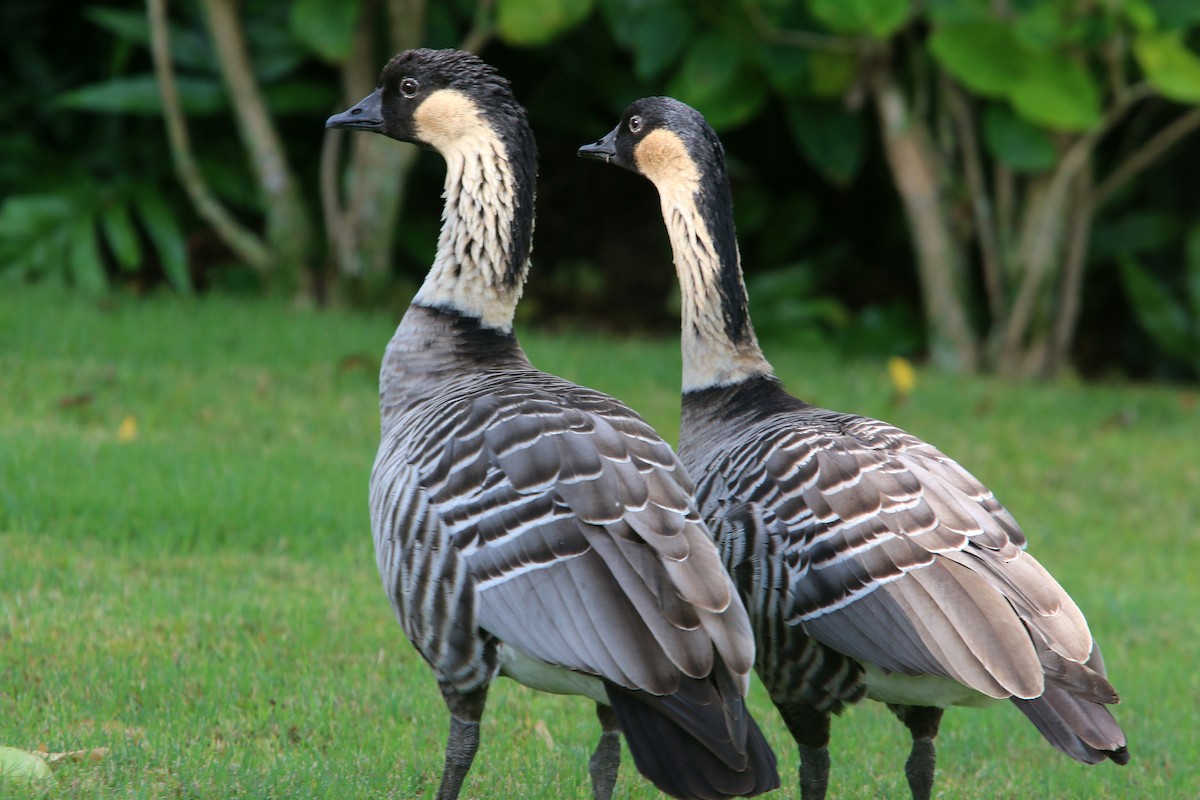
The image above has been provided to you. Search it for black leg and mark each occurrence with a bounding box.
[436,682,489,800]
[774,701,832,800]
[889,704,944,800]
[589,703,621,800]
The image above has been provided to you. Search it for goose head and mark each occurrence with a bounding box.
[326,48,532,158]
[577,96,726,189]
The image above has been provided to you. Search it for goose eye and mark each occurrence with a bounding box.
[628,115,643,134]
[400,78,419,98]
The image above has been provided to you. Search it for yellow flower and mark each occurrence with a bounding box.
[118,415,139,443]
[887,356,917,400]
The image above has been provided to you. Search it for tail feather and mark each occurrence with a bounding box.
[604,658,779,799]
[1011,684,1129,765]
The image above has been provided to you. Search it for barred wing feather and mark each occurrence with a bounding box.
[700,407,1108,702]
[377,375,753,698]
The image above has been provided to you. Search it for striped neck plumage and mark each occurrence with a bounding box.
[644,131,773,393]
[412,120,535,334]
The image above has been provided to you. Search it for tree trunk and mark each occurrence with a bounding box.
[872,70,978,371]
[336,0,422,279]
[201,0,313,294]
[323,0,493,288]
[1044,163,1094,379]
[147,0,267,278]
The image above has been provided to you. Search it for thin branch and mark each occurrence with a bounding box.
[993,162,1014,264]
[146,0,268,271]
[323,0,380,278]
[459,0,494,55]
[1002,83,1152,357]
[319,125,348,273]
[1046,163,1094,378]
[1092,104,1200,209]
[388,0,426,53]
[943,77,1005,326]
[739,0,864,54]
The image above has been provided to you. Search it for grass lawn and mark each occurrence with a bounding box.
[1,284,1197,798]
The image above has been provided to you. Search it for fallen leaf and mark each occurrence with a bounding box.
[58,393,94,409]
[0,745,53,781]
[337,353,374,374]
[43,748,109,768]
[533,719,555,750]
[118,415,138,442]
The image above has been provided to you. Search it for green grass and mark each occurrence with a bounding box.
[1,284,1197,798]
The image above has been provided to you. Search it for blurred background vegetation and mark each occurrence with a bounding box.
[4,0,1200,382]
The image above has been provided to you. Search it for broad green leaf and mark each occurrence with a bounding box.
[54,75,225,116]
[100,201,142,272]
[1119,256,1195,363]
[1009,51,1101,131]
[1091,210,1178,260]
[85,7,213,70]
[134,191,191,293]
[0,195,72,240]
[1124,0,1158,32]
[667,33,765,129]
[1013,3,1065,50]
[929,20,1025,97]
[927,0,991,26]
[808,0,910,39]
[85,7,151,46]
[496,0,595,46]
[288,0,360,63]
[786,101,866,186]
[243,12,308,82]
[669,67,767,130]
[671,32,740,99]
[0,195,73,282]
[806,50,859,97]
[760,45,809,96]
[627,0,695,81]
[69,214,108,293]
[982,104,1057,173]
[1134,31,1200,104]
[0,746,53,781]
[1147,0,1200,29]
[597,0,636,46]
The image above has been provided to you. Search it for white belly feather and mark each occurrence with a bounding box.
[499,645,608,705]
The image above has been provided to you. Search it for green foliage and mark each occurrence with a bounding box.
[929,20,1024,97]
[747,262,850,345]
[1009,50,1101,131]
[1116,222,1200,375]
[1119,256,1199,369]
[600,0,695,81]
[785,100,866,186]
[497,0,595,46]
[85,5,214,69]
[0,182,191,294]
[288,0,360,63]
[668,40,766,129]
[55,74,226,115]
[61,2,334,119]
[1133,30,1200,103]
[982,104,1058,173]
[807,0,910,39]
[930,18,1101,132]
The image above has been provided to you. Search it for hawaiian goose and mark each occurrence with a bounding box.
[326,54,778,800]
[579,96,1128,800]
